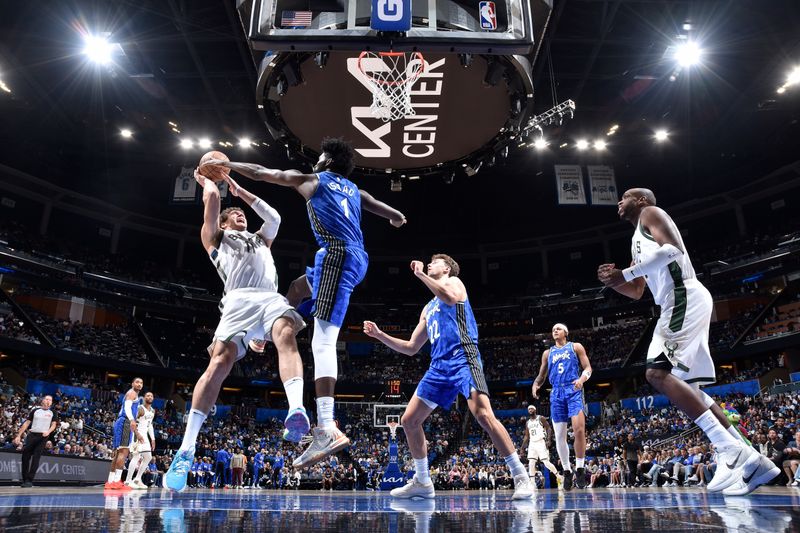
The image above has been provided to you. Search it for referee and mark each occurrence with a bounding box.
[13,395,58,487]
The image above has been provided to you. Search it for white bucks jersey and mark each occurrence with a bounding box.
[210,229,278,295]
[527,416,546,442]
[137,405,154,438]
[631,221,696,307]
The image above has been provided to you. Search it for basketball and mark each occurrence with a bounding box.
[198,151,231,182]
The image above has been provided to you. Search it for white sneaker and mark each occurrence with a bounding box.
[687,475,699,483]
[390,476,435,499]
[707,444,757,493]
[292,426,350,470]
[512,474,534,500]
[132,480,148,490]
[722,454,781,496]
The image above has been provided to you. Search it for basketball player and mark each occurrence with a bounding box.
[125,392,156,489]
[164,172,309,492]
[597,188,779,495]
[531,324,591,490]
[106,377,143,490]
[520,405,559,486]
[363,254,534,499]
[201,137,406,469]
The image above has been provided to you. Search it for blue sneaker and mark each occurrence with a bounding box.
[163,447,194,492]
[282,407,311,442]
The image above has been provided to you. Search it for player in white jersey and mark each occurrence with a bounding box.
[164,171,309,492]
[597,188,778,495]
[125,391,156,489]
[520,405,559,486]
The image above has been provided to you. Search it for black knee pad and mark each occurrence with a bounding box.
[646,353,673,373]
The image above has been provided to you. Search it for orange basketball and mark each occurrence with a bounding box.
[198,151,231,182]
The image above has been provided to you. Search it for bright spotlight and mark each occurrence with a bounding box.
[83,35,114,65]
[238,138,251,148]
[576,139,589,150]
[180,139,193,149]
[120,129,133,139]
[674,41,702,67]
[654,130,669,142]
[198,138,212,149]
[534,138,548,150]
[777,86,787,94]
[594,140,607,151]
[0,79,10,93]
[787,66,800,87]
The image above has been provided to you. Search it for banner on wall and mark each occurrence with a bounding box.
[0,451,110,483]
[172,167,197,203]
[555,165,586,205]
[587,165,618,205]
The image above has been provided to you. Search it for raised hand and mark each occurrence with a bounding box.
[194,169,207,187]
[225,175,241,197]
[410,260,424,276]
[363,321,382,339]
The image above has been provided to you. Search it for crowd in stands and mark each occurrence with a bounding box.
[709,303,765,352]
[747,294,800,342]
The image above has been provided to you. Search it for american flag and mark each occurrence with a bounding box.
[281,11,313,28]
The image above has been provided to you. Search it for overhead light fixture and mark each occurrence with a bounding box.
[464,161,483,176]
[0,79,10,93]
[607,124,619,136]
[594,140,607,151]
[682,23,692,31]
[786,66,800,86]
[576,139,589,150]
[180,139,193,149]
[238,138,251,148]
[120,128,133,139]
[390,178,402,192]
[198,138,212,149]
[443,171,455,185]
[674,41,703,67]
[533,138,548,150]
[559,142,568,148]
[168,121,178,127]
[654,129,669,142]
[171,127,180,133]
[777,86,787,94]
[82,34,114,65]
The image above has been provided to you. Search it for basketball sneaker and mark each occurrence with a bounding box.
[707,443,758,492]
[292,426,350,469]
[282,407,311,442]
[164,447,195,492]
[390,476,435,499]
[563,470,573,491]
[131,480,149,490]
[574,468,587,489]
[721,454,781,496]
[512,474,535,500]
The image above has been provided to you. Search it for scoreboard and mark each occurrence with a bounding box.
[385,379,402,399]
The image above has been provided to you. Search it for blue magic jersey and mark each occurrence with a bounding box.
[425,296,481,371]
[548,342,580,388]
[307,171,364,248]
[117,392,141,419]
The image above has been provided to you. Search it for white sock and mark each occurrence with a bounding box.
[125,453,140,482]
[316,396,336,429]
[114,469,123,482]
[504,452,528,478]
[576,457,585,469]
[107,471,115,483]
[283,377,304,411]
[414,457,431,484]
[179,409,207,452]
[135,452,152,482]
[694,410,740,449]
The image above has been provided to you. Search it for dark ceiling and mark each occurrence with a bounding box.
[0,0,799,252]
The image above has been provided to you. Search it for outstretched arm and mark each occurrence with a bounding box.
[532,350,549,399]
[360,190,407,227]
[363,309,429,356]
[201,159,318,199]
[410,261,466,305]
[196,171,223,253]
[225,176,281,247]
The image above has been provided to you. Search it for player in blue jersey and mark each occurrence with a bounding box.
[105,377,143,490]
[202,138,406,469]
[363,254,534,500]
[531,324,592,491]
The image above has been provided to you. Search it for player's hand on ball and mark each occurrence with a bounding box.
[410,260,424,276]
[363,321,381,338]
[225,175,241,197]
[390,215,407,228]
[194,169,207,187]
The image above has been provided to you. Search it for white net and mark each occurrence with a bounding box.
[388,421,399,440]
[358,51,425,122]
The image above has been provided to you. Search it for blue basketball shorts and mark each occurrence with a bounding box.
[112,417,135,449]
[305,246,368,327]
[415,361,488,411]
[549,386,585,423]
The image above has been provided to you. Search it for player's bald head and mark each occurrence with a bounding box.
[630,188,656,206]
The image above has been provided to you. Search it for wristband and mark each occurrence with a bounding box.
[582,369,592,381]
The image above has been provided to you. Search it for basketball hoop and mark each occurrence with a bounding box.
[358,51,425,122]
[387,421,400,440]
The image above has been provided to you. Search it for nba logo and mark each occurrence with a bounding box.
[479,1,497,30]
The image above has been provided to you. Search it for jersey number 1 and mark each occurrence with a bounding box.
[340,198,350,219]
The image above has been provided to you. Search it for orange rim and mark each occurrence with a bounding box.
[357,51,425,87]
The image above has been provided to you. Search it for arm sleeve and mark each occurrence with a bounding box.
[251,198,281,240]
[124,400,135,421]
[622,243,683,281]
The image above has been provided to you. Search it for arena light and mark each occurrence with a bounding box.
[674,41,703,67]
[180,139,193,149]
[787,66,800,86]
[120,128,133,139]
[533,137,548,150]
[238,137,251,148]
[82,34,114,65]
[576,139,589,151]
[594,139,607,151]
[654,129,669,142]
[0,79,10,93]
[197,138,212,149]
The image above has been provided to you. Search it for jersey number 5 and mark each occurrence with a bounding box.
[557,362,565,374]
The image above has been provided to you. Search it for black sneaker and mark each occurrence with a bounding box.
[563,470,573,491]
[575,468,586,489]
[21,481,33,488]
